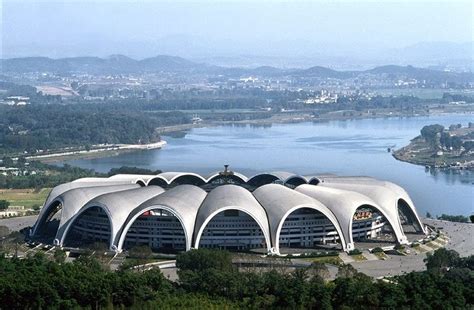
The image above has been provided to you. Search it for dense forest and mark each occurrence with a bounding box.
[0,163,163,189]
[0,247,472,309]
[0,104,190,153]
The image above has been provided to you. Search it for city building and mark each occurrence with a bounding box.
[31,169,426,254]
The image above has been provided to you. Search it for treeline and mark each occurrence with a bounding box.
[420,124,474,151]
[106,166,162,176]
[437,214,472,223]
[0,248,472,309]
[0,81,62,104]
[0,164,163,189]
[0,103,190,153]
[0,163,100,189]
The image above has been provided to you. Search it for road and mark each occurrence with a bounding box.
[351,219,474,278]
[0,215,38,232]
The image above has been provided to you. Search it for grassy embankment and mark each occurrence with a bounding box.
[0,188,51,208]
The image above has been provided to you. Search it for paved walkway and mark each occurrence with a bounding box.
[361,251,379,261]
[339,252,355,264]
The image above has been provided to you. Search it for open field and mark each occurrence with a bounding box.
[0,188,50,208]
[35,85,78,97]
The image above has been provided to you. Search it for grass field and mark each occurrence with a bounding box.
[302,256,343,265]
[0,188,51,208]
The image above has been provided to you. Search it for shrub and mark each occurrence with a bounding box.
[394,244,405,251]
[372,247,384,253]
[348,249,362,256]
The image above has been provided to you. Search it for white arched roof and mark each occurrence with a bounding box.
[318,176,425,239]
[247,171,309,185]
[108,174,156,185]
[58,186,165,249]
[296,184,403,250]
[156,172,207,184]
[253,184,347,253]
[32,182,139,237]
[117,185,207,252]
[194,184,272,252]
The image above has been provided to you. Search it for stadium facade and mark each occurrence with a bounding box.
[31,169,426,254]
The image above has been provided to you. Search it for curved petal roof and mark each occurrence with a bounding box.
[32,183,139,237]
[57,186,163,248]
[296,184,402,250]
[116,185,207,251]
[253,184,347,252]
[194,184,271,251]
[32,171,425,254]
[318,176,425,239]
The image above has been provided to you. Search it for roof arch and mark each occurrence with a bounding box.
[317,177,425,241]
[253,184,347,253]
[57,186,165,250]
[61,204,114,248]
[295,184,402,250]
[107,174,156,185]
[158,172,206,185]
[32,183,139,237]
[147,176,169,187]
[116,185,207,252]
[194,184,271,252]
[247,171,308,187]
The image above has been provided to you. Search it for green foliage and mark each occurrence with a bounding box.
[0,248,472,308]
[53,249,66,264]
[348,248,362,255]
[424,248,460,273]
[420,124,444,143]
[471,215,474,223]
[176,248,233,273]
[0,200,10,210]
[336,264,359,278]
[438,214,469,223]
[394,244,405,251]
[0,225,10,237]
[107,166,162,176]
[372,247,384,253]
[0,103,190,153]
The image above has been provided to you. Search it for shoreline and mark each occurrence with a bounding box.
[30,105,474,164]
[29,141,167,164]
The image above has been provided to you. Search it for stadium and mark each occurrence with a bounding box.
[31,167,426,254]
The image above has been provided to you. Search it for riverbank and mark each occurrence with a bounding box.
[32,104,474,164]
[392,127,474,170]
[28,141,167,164]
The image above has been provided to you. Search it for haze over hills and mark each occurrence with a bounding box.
[3,39,473,72]
[1,55,472,85]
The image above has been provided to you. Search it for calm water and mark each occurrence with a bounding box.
[60,114,473,216]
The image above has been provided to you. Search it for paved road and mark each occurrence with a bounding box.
[352,219,474,278]
[0,215,37,232]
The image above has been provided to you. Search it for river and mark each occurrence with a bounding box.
[59,114,473,216]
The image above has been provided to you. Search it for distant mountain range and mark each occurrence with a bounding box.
[1,55,472,84]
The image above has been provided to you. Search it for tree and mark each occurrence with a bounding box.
[426,212,432,218]
[424,248,460,273]
[176,248,233,273]
[1,157,13,167]
[420,124,444,146]
[471,215,474,223]
[309,262,330,280]
[53,248,66,264]
[0,225,9,237]
[336,264,358,278]
[0,200,10,210]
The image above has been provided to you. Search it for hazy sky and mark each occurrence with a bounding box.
[1,0,473,58]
